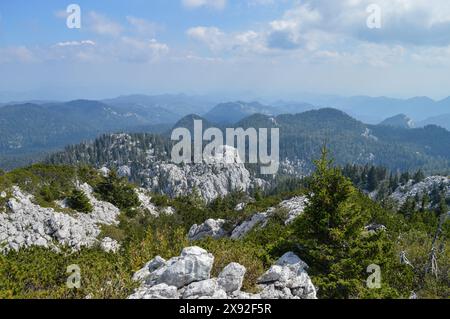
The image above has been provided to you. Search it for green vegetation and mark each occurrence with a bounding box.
[290,148,413,298]
[0,153,448,299]
[94,170,140,211]
[67,189,93,213]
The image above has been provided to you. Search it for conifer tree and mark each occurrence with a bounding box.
[293,147,401,298]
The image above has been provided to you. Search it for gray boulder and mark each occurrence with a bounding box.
[182,278,220,299]
[218,262,246,293]
[132,256,166,282]
[188,219,227,241]
[258,252,316,299]
[156,246,214,288]
[128,283,179,299]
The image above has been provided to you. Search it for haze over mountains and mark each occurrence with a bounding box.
[1,93,450,170]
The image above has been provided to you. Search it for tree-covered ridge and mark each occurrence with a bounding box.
[45,108,450,181]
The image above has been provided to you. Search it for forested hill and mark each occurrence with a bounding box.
[46,108,450,175]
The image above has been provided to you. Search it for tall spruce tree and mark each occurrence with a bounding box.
[293,147,403,298]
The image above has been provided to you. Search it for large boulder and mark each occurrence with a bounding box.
[218,263,246,293]
[154,247,214,288]
[257,252,317,299]
[133,256,167,282]
[181,278,223,299]
[188,219,227,241]
[128,283,179,299]
[231,212,269,239]
[128,249,317,300]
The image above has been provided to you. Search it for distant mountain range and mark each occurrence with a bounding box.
[2,94,450,171]
[294,95,450,124]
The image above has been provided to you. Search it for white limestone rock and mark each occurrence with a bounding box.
[100,237,120,253]
[133,256,167,282]
[257,252,316,299]
[182,278,219,299]
[231,212,269,239]
[155,246,215,288]
[280,196,308,225]
[98,167,110,177]
[229,196,308,239]
[0,185,121,253]
[128,248,317,300]
[141,146,259,203]
[390,176,450,206]
[218,262,246,293]
[188,219,227,241]
[128,283,179,299]
[135,188,159,216]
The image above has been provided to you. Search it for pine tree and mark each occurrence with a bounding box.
[67,189,93,213]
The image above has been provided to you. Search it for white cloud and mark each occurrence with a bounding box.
[88,12,123,37]
[182,0,227,10]
[0,46,37,63]
[55,40,96,47]
[126,16,161,37]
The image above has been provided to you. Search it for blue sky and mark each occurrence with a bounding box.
[1,0,450,101]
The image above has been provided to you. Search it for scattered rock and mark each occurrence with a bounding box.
[218,262,246,293]
[129,283,179,300]
[231,212,269,239]
[188,219,227,241]
[364,223,387,233]
[154,247,214,288]
[229,196,308,239]
[280,196,308,225]
[129,248,317,300]
[135,188,159,216]
[234,203,246,212]
[100,237,121,253]
[391,176,450,206]
[98,167,110,177]
[0,185,121,253]
[133,256,167,282]
[257,252,316,299]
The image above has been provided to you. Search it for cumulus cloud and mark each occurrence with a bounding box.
[55,40,96,47]
[185,0,450,69]
[126,16,161,37]
[88,12,123,37]
[0,46,37,64]
[182,0,227,10]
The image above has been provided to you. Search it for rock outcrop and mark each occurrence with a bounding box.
[257,252,316,299]
[186,196,309,241]
[231,196,308,239]
[138,145,268,203]
[188,219,227,241]
[390,176,450,206]
[0,185,121,252]
[135,188,159,216]
[129,247,317,300]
